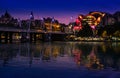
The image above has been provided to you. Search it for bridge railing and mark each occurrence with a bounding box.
[0,26,73,34]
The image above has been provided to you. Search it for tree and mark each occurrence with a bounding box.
[102,30,107,38]
[113,31,120,37]
[76,21,93,37]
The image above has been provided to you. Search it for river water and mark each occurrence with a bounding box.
[0,42,120,78]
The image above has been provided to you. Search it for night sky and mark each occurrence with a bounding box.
[0,0,120,24]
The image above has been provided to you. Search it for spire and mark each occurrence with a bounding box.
[4,10,11,18]
[30,11,34,20]
[51,17,55,22]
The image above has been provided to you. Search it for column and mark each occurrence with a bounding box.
[9,32,13,43]
[30,33,33,42]
[34,33,36,43]
[0,32,1,43]
[5,32,8,43]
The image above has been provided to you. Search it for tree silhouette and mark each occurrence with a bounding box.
[76,21,93,37]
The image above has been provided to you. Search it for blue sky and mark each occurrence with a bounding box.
[0,0,120,24]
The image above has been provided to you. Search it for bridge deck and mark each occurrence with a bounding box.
[0,26,73,34]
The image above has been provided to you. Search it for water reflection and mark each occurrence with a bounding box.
[0,42,120,71]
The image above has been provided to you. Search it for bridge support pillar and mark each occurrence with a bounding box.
[42,33,52,41]
[29,33,36,43]
[5,32,8,43]
[30,33,33,42]
[0,32,1,43]
[33,33,36,43]
[21,32,27,42]
[9,33,13,43]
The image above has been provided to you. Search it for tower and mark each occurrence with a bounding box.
[30,11,34,20]
[51,17,55,31]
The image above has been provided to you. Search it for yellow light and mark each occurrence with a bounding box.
[97,17,101,22]
[79,16,83,19]
[102,13,105,17]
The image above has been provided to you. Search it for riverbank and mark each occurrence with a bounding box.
[66,36,120,42]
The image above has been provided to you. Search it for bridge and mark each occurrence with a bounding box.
[0,26,73,43]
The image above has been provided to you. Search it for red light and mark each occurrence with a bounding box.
[76,18,80,25]
[73,26,82,31]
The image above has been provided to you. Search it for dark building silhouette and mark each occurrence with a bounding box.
[0,11,18,27]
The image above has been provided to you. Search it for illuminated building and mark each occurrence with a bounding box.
[72,12,105,32]
[73,14,83,32]
[44,17,61,31]
[44,22,61,31]
[29,12,36,28]
[83,12,105,27]
[83,15,96,26]
[30,11,34,20]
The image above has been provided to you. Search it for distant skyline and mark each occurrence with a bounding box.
[0,0,120,24]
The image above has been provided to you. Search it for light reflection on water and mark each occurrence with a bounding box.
[0,42,120,71]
